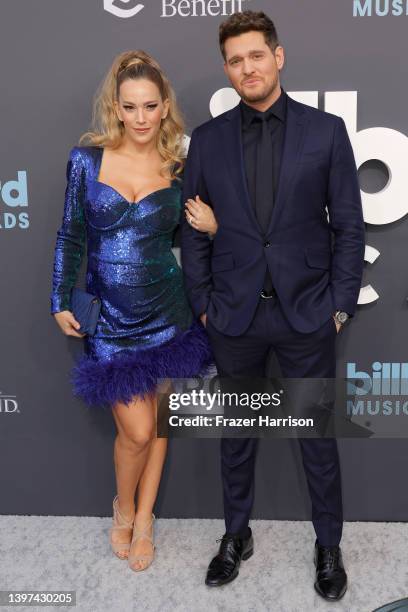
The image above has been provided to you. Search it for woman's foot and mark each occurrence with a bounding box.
[128,512,155,572]
[110,495,135,560]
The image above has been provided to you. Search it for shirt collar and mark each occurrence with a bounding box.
[240,88,287,129]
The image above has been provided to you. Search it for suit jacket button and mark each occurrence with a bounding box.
[264,241,271,248]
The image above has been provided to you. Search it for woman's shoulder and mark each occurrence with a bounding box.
[67,145,102,177]
[68,145,101,163]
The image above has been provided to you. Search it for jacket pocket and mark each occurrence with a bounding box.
[211,252,234,273]
[298,151,326,165]
[304,247,331,270]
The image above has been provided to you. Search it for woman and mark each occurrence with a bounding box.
[50,50,217,572]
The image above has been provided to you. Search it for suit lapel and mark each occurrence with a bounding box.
[220,105,263,233]
[267,97,309,233]
[220,97,309,236]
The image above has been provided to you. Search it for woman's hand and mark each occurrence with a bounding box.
[54,311,86,338]
[185,196,218,235]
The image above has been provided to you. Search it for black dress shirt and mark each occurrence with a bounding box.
[240,88,287,293]
[240,88,287,222]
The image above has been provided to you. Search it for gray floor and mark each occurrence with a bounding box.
[1,517,407,612]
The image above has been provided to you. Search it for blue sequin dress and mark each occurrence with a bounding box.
[51,146,212,407]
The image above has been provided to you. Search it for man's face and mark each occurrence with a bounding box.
[223,30,285,105]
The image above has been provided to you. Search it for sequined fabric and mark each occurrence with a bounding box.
[51,146,212,407]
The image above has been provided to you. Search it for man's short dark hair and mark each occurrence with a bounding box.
[219,10,279,61]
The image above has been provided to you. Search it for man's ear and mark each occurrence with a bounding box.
[275,45,285,71]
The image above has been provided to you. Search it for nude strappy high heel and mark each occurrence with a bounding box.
[128,513,155,572]
[110,495,134,560]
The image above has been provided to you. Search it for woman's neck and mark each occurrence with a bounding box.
[117,134,159,160]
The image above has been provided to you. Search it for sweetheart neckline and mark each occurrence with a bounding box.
[92,179,177,206]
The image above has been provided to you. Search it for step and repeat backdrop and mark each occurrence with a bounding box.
[1,0,408,519]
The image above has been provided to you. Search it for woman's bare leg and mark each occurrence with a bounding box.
[129,436,167,568]
[136,382,170,514]
[110,393,157,557]
[136,436,168,516]
[130,387,171,570]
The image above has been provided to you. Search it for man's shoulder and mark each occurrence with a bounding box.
[289,96,342,126]
[192,106,238,138]
[192,97,342,134]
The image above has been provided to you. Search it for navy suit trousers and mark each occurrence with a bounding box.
[205,296,343,547]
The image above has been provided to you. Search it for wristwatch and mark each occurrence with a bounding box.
[334,311,349,325]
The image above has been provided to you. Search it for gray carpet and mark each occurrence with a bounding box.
[1,517,407,612]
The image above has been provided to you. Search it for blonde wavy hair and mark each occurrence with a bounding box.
[79,50,185,179]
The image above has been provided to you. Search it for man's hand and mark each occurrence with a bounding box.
[200,313,207,328]
[333,315,341,334]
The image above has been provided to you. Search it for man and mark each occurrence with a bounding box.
[181,10,365,601]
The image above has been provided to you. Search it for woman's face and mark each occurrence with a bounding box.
[115,77,169,146]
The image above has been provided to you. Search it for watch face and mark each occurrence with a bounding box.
[337,312,349,324]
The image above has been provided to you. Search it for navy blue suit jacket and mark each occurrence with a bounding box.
[181,96,365,335]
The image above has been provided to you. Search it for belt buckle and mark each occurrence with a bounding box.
[260,290,275,299]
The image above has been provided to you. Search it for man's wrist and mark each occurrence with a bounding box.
[334,311,350,325]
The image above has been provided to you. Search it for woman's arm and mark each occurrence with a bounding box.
[50,147,87,336]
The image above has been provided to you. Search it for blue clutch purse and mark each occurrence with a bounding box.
[70,288,101,336]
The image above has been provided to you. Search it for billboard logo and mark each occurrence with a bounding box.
[0,171,29,230]
[347,362,408,396]
[103,0,144,18]
[346,362,408,417]
[353,0,408,16]
[0,392,20,413]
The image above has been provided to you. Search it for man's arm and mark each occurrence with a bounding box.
[180,128,213,319]
[327,116,365,317]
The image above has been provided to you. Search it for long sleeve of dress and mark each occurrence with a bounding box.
[50,147,87,314]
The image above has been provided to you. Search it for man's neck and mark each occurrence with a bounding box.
[243,84,282,113]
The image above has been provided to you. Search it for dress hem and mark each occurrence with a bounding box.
[70,320,213,408]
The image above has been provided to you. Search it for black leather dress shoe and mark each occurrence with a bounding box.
[205,529,254,587]
[314,541,347,601]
